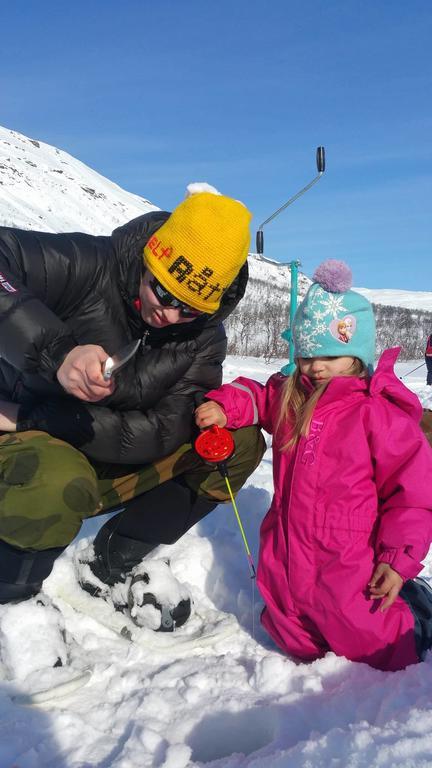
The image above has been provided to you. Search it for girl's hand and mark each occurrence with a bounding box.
[195,401,227,429]
[368,563,403,612]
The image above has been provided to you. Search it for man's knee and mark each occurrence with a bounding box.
[0,432,100,549]
[224,426,266,490]
[229,426,266,467]
[196,426,266,499]
[147,426,266,503]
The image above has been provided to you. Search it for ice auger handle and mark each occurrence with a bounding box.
[316,146,325,173]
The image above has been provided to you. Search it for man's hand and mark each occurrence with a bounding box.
[195,401,227,428]
[368,562,403,612]
[57,345,115,402]
[0,400,19,431]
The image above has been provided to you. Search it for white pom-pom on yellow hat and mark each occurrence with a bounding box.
[144,184,252,314]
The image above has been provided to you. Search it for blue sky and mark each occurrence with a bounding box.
[1,0,431,290]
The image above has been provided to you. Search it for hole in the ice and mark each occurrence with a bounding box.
[188,706,275,763]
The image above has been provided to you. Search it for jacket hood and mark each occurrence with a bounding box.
[368,346,423,422]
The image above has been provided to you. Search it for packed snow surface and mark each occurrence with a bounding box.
[1,355,432,768]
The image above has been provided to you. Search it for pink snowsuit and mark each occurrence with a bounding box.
[207,348,432,671]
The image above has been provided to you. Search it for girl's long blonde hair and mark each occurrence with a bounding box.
[277,358,367,450]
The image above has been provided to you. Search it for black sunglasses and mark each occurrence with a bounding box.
[149,276,203,318]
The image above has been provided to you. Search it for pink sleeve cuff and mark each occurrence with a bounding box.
[378,548,422,581]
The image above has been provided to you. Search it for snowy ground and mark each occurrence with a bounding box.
[1,354,432,768]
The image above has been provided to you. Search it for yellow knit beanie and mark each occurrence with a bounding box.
[143,183,252,313]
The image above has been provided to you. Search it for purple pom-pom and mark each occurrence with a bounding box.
[312,259,352,293]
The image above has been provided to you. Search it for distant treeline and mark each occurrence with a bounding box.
[225,276,432,361]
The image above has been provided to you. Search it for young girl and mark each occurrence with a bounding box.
[195,260,432,672]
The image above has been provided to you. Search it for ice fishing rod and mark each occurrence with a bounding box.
[256,146,326,257]
[195,425,256,579]
[399,361,426,380]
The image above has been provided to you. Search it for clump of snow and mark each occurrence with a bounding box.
[186,182,221,197]
[128,559,192,630]
[0,596,67,680]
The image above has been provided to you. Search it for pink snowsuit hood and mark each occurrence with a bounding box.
[207,348,432,671]
[369,347,424,420]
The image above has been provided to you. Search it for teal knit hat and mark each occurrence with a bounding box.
[282,259,376,373]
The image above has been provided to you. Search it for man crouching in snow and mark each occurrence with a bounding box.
[0,184,265,633]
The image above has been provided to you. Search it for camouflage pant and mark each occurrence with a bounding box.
[0,427,266,551]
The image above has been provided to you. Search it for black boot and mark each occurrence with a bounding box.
[81,521,193,631]
[0,538,65,605]
[81,480,217,629]
[400,577,432,661]
[87,516,155,588]
[85,479,218,589]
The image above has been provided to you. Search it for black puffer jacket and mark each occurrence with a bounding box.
[0,212,247,464]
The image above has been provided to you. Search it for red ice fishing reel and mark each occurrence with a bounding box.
[194,425,235,465]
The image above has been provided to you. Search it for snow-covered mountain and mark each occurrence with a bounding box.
[354,287,432,313]
[0,125,157,233]
[1,124,431,360]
